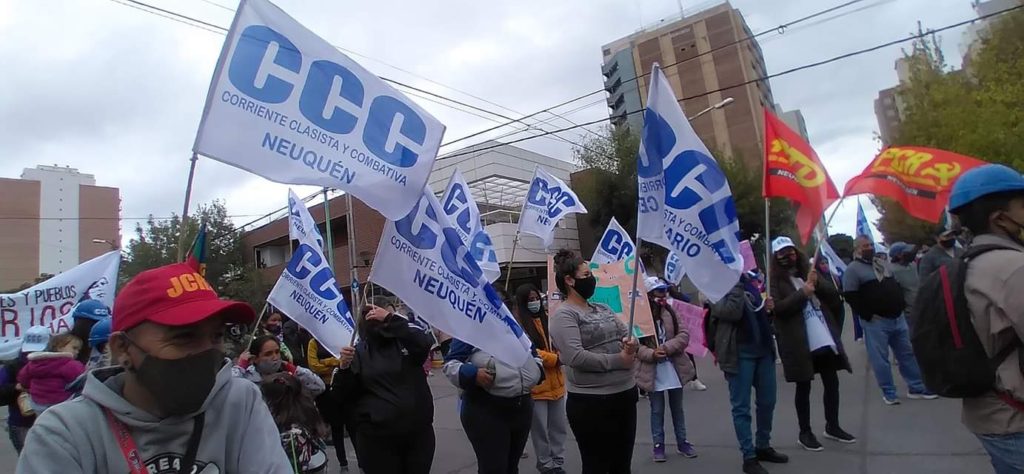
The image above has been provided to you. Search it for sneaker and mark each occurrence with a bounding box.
[687,379,708,391]
[755,447,789,463]
[907,391,939,400]
[653,443,667,463]
[823,426,857,444]
[798,430,824,451]
[677,440,698,458]
[882,396,901,405]
[743,459,770,474]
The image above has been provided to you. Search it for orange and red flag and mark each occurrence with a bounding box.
[763,109,839,244]
[843,146,986,223]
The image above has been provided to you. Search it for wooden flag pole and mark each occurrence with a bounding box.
[504,232,521,292]
[176,153,200,262]
[764,198,772,295]
[322,188,336,271]
[345,193,360,315]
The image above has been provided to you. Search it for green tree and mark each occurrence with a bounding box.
[877,13,1024,242]
[572,126,796,271]
[122,201,263,307]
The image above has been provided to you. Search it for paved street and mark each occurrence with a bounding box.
[0,321,992,473]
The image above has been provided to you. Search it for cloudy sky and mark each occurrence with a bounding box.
[1,0,979,244]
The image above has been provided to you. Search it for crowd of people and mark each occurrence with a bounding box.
[0,164,1021,473]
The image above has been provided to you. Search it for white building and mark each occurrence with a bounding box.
[429,141,581,287]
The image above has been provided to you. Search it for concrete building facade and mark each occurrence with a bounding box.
[0,166,120,290]
[600,1,774,165]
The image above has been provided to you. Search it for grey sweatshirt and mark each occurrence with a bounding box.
[16,360,293,474]
[549,302,634,395]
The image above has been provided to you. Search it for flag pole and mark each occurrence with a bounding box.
[504,232,520,292]
[322,188,336,271]
[176,152,200,262]
[626,239,642,340]
[346,193,360,316]
[763,198,773,296]
[246,302,270,348]
[811,196,847,264]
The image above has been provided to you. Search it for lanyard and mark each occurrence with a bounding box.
[103,408,206,474]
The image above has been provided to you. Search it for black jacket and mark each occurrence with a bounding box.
[770,272,851,383]
[331,315,434,435]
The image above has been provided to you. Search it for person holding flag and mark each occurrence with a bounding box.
[768,237,855,451]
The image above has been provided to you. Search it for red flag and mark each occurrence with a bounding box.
[763,109,839,244]
[843,146,986,223]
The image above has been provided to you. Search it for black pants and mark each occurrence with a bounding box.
[355,424,435,474]
[315,390,357,467]
[461,392,533,474]
[795,367,840,433]
[566,387,638,474]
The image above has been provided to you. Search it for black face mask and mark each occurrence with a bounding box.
[124,336,223,417]
[572,275,598,300]
[938,239,955,249]
[776,254,797,268]
[859,249,875,262]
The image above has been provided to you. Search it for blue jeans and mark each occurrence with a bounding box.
[649,388,687,446]
[860,315,928,399]
[725,355,777,460]
[976,432,1024,474]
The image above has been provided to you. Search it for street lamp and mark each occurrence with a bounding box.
[687,96,735,120]
[92,238,118,250]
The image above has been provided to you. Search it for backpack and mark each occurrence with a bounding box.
[910,243,1022,399]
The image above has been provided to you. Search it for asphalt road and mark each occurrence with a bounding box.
[0,318,993,473]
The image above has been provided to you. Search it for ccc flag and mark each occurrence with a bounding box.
[763,109,839,244]
[843,147,986,223]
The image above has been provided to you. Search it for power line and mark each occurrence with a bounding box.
[0,214,266,220]
[436,0,873,149]
[439,3,1024,161]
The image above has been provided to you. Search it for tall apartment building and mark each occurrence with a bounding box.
[777,107,810,143]
[0,166,120,290]
[874,55,922,146]
[601,1,775,165]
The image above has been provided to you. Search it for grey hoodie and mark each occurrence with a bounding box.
[16,359,292,474]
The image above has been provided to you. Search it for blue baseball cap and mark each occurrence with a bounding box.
[949,164,1024,212]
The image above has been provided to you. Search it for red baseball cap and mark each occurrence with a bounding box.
[113,262,256,332]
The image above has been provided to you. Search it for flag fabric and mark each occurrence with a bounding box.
[267,190,355,357]
[440,170,501,282]
[763,109,839,244]
[192,0,445,220]
[842,146,986,223]
[185,222,208,277]
[856,200,874,242]
[518,167,587,249]
[591,217,637,265]
[815,228,847,282]
[371,190,532,366]
[664,250,685,285]
[635,64,744,302]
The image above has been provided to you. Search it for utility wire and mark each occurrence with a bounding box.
[439,3,1024,161]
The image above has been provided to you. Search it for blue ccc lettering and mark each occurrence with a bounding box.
[396,198,484,287]
[599,230,634,261]
[227,25,427,168]
[526,179,576,219]
[286,243,350,317]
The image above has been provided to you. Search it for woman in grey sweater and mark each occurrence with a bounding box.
[548,249,639,474]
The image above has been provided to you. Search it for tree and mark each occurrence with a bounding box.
[573,126,796,271]
[877,13,1024,243]
[122,201,263,308]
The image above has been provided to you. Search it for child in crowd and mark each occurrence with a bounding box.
[17,334,86,414]
[261,372,330,473]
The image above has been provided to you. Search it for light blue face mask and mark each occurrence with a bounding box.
[527,301,542,314]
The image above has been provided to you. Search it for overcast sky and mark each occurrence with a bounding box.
[1,0,978,244]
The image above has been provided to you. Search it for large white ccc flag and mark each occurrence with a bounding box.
[371,190,532,366]
[440,170,501,282]
[193,0,445,220]
[0,251,120,360]
[268,189,355,357]
[591,217,636,265]
[518,167,587,249]
[636,64,743,302]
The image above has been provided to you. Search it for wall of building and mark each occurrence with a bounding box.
[0,178,41,290]
[78,185,121,262]
[20,166,96,275]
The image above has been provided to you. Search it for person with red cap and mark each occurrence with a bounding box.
[16,262,293,473]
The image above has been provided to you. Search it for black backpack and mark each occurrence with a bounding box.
[910,243,1021,398]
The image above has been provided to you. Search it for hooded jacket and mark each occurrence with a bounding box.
[634,302,695,392]
[18,352,85,405]
[15,360,293,473]
[443,340,543,399]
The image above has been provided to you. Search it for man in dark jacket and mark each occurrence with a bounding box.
[917,228,962,277]
[843,235,937,405]
[711,276,788,474]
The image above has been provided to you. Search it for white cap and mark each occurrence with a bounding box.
[644,275,669,293]
[771,236,796,254]
[21,326,50,353]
